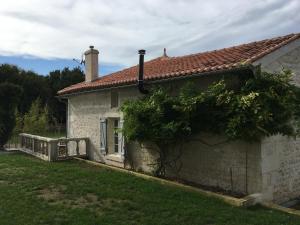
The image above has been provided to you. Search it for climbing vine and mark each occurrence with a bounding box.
[121,69,300,176]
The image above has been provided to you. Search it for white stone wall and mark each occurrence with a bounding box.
[123,134,262,194]
[175,133,261,194]
[68,87,142,161]
[255,38,300,203]
[125,141,159,173]
[68,75,262,195]
[68,91,109,162]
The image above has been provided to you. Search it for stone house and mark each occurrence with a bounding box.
[58,33,300,204]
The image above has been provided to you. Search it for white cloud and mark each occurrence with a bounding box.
[0,0,299,72]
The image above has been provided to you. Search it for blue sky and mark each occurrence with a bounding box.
[0,55,123,76]
[0,0,299,76]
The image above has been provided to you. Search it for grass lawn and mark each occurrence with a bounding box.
[0,153,299,225]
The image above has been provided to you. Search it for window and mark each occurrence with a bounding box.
[111,91,119,108]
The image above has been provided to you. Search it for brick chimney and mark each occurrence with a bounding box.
[84,46,99,82]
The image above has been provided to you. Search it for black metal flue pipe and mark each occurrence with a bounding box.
[138,49,149,94]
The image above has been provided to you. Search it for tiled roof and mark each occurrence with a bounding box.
[58,33,300,96]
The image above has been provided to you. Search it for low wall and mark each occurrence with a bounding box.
[126,133,262,195]
[19,133,88,161]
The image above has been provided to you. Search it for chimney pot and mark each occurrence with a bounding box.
[163,48,168,57]
[138,49,146,55]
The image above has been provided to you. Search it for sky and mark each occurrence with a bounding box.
[0,0,299,76]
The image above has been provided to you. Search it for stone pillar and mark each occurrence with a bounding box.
[48,140,58,162]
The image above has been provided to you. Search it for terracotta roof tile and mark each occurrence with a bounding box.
[58,33,300,96]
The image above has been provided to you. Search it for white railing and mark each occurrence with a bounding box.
[19,133,89,161]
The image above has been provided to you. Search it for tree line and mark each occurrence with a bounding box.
[0,64,84,148]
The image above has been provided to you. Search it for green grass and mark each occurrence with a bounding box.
[0,153,299,225]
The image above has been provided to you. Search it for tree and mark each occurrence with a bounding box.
[0,64,84,127]
[12,109,23,136]
[0,83,22,149]
[47,67,84,124]
[23,98,49,135]
[0,64,50,115]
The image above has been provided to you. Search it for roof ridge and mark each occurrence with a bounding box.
[245,33,300,63]
[171,33,300,60]
[99,33,300,77]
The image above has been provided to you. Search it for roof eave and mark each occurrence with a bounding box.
[57,64,255,98]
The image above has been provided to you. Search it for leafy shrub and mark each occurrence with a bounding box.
[121,69,300,176]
